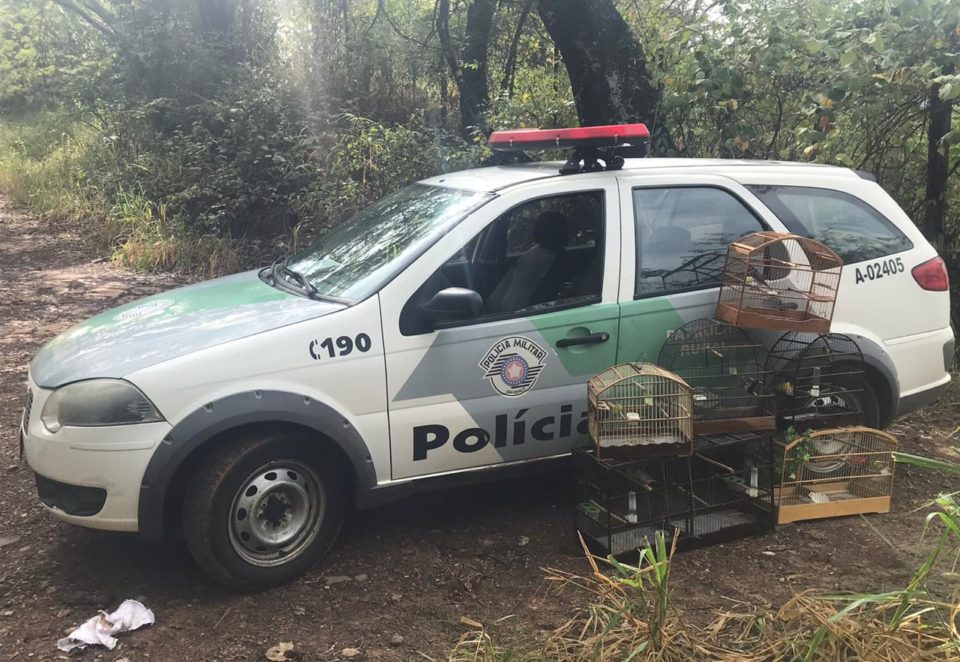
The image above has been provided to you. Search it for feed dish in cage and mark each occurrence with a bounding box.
[715,232,842,334]
[587,363,694,458]
[764,332,866,433]
[658,319,775,434]
[574,432,775,556]
[775,426,896,524]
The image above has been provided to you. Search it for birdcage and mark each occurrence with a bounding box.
[716,232,842,334]
[587,363,694,458]
[775,427,896,524]
[574,432,775,556]
[658,319,775,434]
[764,332,866,433]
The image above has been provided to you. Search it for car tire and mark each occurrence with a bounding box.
[182,430,347,590]
[861,379,881,428]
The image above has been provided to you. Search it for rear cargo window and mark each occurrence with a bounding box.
[748,185,913,264]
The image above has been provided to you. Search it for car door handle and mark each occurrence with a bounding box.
[556,332,610,348]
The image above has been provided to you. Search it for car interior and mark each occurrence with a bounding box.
[400,191,605,334]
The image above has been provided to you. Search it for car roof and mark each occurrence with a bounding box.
[419,158,862,193]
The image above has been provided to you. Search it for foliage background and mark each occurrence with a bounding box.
[0,0,956,284]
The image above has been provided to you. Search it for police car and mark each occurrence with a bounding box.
[21,124,953,588]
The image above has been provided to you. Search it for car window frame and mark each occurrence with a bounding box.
[400,188,610,335]
[629,183,770,300]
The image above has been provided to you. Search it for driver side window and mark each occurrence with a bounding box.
[633,186,764,297]
[400,190,605,335]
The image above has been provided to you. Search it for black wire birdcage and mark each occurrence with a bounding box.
[658,319,775,434]
[574,432,775,556]
[764,333,866,434]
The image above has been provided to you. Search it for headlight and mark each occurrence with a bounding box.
[41,379,164,432]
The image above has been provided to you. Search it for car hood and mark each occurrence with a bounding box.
[30,269,344,388]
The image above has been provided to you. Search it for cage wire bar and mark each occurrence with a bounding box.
[574,432,775,556]
[764,332,866,433]
[776,426,896,523]
[716,232,842,334]
[587,363,694,458]
[658,319,775,434]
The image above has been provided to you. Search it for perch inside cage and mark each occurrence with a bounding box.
[715,232,842,334]
[658,319,775,434]
[587,363,694,457]
[764,332,866,433]
[775,426,895,524]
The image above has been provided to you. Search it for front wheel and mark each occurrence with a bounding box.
[182,431,347,590]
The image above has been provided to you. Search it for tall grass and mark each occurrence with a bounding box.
[0,111,239,276]
[448,498,960,661]
[0,113,109,229]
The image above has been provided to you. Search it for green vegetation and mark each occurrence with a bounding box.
[448,493,960,660]
[0,0,956,282]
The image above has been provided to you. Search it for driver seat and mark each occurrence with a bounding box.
[487,211,569,313]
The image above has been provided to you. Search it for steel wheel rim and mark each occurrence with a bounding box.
[795,388,861,474]
[228,460,325,567]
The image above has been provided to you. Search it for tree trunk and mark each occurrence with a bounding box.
[501,0,535,95]
[923,82,951,253]
[437,0,497,140]
[537,0,674,154]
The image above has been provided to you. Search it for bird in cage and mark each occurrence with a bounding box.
[741,377,764,396]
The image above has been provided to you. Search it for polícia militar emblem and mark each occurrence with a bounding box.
[479,336,547,397]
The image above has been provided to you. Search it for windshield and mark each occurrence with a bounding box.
[285,184,490,300]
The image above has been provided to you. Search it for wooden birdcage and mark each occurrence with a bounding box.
[716,232,842,334]
[775,427,896,524]
[574,432,775,556]
[764,332,866,433]
[658,319,775,434]
[587,363,694,457]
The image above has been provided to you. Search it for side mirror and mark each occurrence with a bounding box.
[422,287,484,325]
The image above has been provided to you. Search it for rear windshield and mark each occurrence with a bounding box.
[747,185,913,264]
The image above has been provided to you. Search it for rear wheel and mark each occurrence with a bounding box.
[182,431,347,590]
[861,380,881,428]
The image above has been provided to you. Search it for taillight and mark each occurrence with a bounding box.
[911,256,949,291]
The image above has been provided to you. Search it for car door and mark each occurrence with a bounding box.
[614,174,784,364]
[379,177,620,480]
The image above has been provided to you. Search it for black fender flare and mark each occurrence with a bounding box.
[844,333,900,418]
[137,390,379,541]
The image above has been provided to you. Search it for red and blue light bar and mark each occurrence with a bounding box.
[488,123,650,152]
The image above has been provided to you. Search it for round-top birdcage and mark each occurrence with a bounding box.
[716,232,842,334]
[776,426,896,523]
[658,319,775,434]
[764,333,866,434]
[587,363,693,457]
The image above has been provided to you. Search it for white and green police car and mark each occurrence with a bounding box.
[21,125,953,588]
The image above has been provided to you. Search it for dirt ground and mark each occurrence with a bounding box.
[2,195,959,661]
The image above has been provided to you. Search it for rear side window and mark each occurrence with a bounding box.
[633,187,765,297]
[747,185,913,264]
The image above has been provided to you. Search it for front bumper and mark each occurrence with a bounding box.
[21,378,171,532]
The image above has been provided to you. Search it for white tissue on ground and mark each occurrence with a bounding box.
[56,599,155,652]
